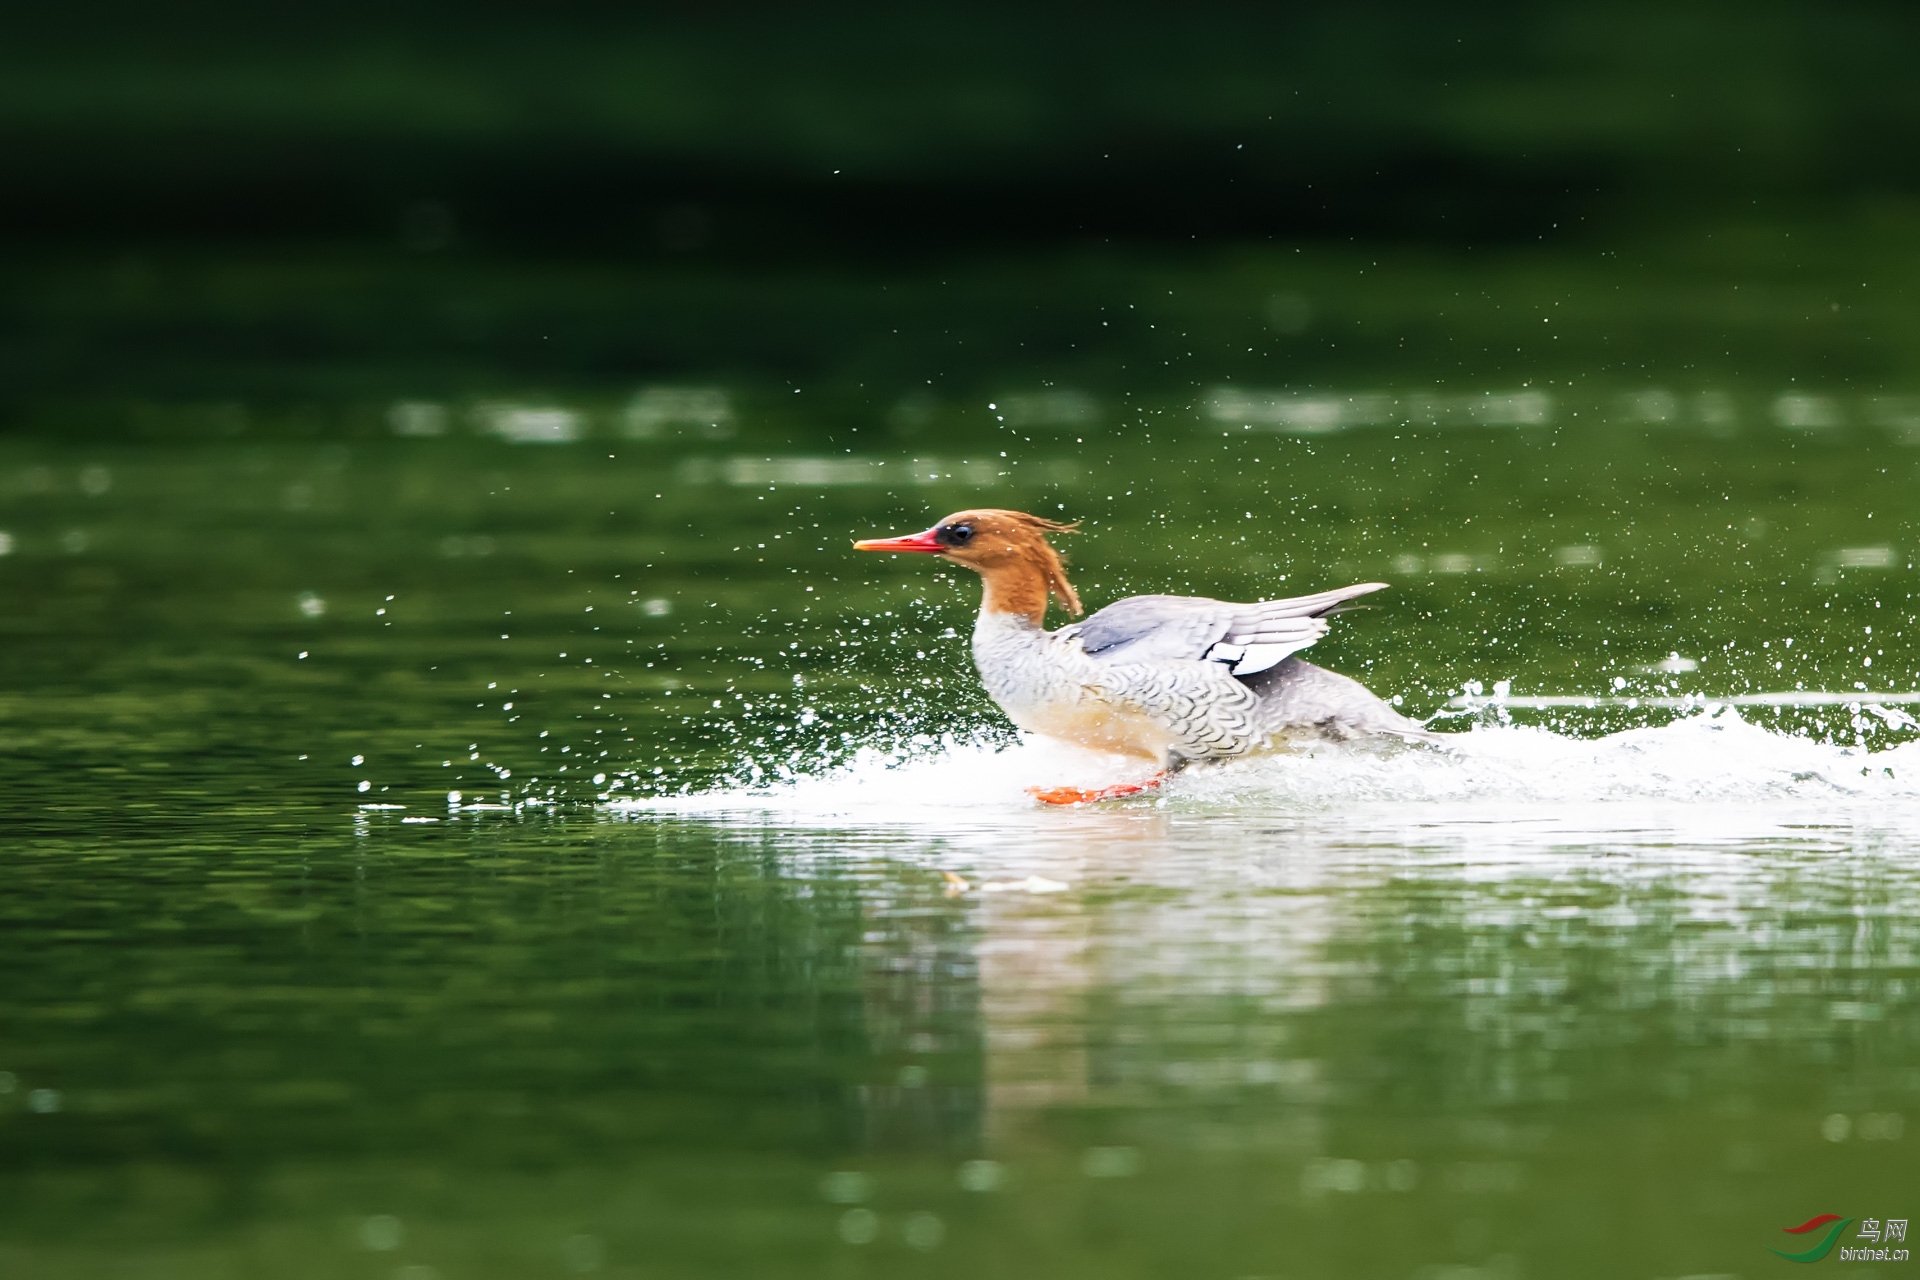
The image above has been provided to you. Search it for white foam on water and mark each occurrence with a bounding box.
[1185,706,1920,807]
[614,704,1920,832]
[621,731,1149,823]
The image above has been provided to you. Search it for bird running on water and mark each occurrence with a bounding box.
[853,509,1438,803]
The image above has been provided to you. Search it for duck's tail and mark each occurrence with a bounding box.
[1240,656,1446,745]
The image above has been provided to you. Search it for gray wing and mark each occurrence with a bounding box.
[1064,583,1388,677]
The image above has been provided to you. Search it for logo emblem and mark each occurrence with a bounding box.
[1767,1215,1853,1263]
[1765,1213,1909,1263]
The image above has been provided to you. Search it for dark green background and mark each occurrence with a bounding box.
[6,1,1920,412]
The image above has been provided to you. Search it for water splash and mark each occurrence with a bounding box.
[613,704,1920,824]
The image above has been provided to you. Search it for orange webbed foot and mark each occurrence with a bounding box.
[1027,774,1165,806]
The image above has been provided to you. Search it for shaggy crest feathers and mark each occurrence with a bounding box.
[1007,513,1082,616]
[948,508,1083,618]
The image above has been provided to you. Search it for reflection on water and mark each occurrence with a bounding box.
[676,455,1030,489]
[378,384,1920,444]
[7,781,1912,1277]
[3,388,1920,1275]
[669,779,1918,1277]
[351,384,1920,452]
[1208,388,1553,432]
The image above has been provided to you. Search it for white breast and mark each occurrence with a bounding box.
[971,613,1079,728]
[969,612,1255,763]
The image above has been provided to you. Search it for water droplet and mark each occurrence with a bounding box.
[358,1215,404,1251]
[902,1212,945,1251]
[836,1209,879,1245]
[957,1159,1003,1192]
[1081,1146,1141,1178]
[560,1234,604,1273]
[820,1171,875,1204]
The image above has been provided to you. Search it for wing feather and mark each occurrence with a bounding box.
[1066,582,1389,675]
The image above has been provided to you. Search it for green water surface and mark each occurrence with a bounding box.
[3,235,1918,1279]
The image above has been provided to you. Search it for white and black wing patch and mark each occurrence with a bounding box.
[1068,582,1388,677]
[1200,619,1328,676]
[1210,582,1390,675]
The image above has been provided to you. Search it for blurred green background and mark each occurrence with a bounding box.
[6,0,1920,415]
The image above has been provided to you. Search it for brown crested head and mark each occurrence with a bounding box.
[853,508,1083,619]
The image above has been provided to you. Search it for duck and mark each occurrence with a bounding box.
[854,508,1439,803]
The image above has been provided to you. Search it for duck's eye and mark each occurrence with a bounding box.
[942,523,974,545]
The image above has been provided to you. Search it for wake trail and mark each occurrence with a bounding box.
[616,704,1920,822]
